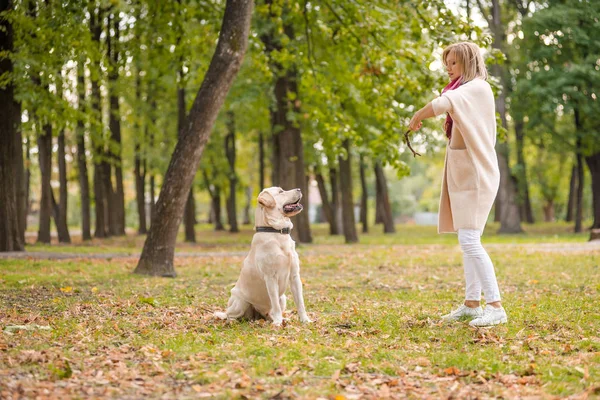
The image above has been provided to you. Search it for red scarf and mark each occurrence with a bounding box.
[441,77,462,139]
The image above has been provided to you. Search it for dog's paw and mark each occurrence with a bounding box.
[299,314,312,324]
[214,311,228,320]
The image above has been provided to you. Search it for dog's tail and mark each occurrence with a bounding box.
[214,311,228,320]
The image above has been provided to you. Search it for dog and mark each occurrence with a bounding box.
[214,187,311,326]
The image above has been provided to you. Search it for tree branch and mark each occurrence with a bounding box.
[475,0,490,24]
[303,0,318,76]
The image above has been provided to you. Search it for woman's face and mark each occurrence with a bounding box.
[445,50,462,81]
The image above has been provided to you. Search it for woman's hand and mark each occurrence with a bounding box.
[409,111,423,131]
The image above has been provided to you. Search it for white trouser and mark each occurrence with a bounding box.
[458,229,501,303]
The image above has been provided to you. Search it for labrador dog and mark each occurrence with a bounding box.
[214,187,311,326]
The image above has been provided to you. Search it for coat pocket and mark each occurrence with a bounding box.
[447,148,479,191]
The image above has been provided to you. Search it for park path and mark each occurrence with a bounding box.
[1,241,599,261]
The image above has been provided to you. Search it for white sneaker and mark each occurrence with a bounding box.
[441,304,483,322]
[469,306,508,327]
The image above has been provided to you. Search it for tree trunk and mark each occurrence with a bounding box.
[178,62,196,243]
[183,191,196,240]
[212,191,225,231]
[107,12,125,236]
[261,9,311,243]
[207,201,214,224]
[133,65,147,235]
[203,168,224,231]
[37,124,53,244]
[338,139,358,243]
[24,137,31,233]
[273,67,312,242]
[315,172,335,232]
[514,117,534,223]
[258,131,265,191]
[585,152,600,233]
[12,1,25,247]
[374,161,396,233]
[328,167,341,234]
[243,185,252,225]
[566,164,577,222]
[134,140,147,234]
[543,199,555,222]
[490,0,522,234]
[375,173,383,224]
[496,147,523,233]
[149,174,156,225]
[148,100,157,227]
[93,159,107,237]
[225,111,239,233]
[76,61,92,241]
[494,197,501,222]
[0,0,24,252]
[16,136,26,247]
[135,0,253,277]
[56,128,71,243]
[103,159,115,235]
[271,124,280,186]
[90,6,108,239]
[574,110,584,233]
[575,147,584,233]
[359,154,368,233]
[53,78,71,243]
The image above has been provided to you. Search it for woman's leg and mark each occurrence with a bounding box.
[457,229,501,305]
[440,230,485,321]
[458,229,482,306]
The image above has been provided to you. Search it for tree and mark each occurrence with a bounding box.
[134,0,254,277]
[55,82,71,244]
[76,59,92,241]
[314,164,339,235]
[259,2,312,243]
[338,139,358,243]
[478,0,523,233]
[107,10,126,236]
[359,154,368,233]
[519,0,600,237]
[89,3,109,239]
[0,0,24,252]
[374,161,395,234]
[37,122,53,244]
[225,110,239,233]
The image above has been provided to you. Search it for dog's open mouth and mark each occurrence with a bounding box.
[283,199,303,214]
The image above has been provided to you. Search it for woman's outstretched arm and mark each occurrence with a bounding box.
[408,102,436,131]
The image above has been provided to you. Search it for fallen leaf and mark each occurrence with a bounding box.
[416,357,431,367]
[331,369,341,381]
[444,366,461,376]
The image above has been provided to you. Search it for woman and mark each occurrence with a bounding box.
[408,42,507,327]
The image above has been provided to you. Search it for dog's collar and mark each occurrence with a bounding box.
[255,226,291,235]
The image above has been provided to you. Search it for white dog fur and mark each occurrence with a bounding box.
[214,187,311,326]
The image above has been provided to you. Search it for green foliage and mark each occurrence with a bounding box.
[517,0,600,155]
[4,0,595,232]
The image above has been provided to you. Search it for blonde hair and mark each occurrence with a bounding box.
[442,42,488,83]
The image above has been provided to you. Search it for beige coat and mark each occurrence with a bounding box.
[431,78,500,234]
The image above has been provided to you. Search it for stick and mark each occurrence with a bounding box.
[404,129,421,157]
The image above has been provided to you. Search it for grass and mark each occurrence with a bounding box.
[1,223,599,398]
[21,220,592,255]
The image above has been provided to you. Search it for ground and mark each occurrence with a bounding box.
[1,223,599,399]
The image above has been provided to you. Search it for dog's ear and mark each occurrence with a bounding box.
[257,190,276,208]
